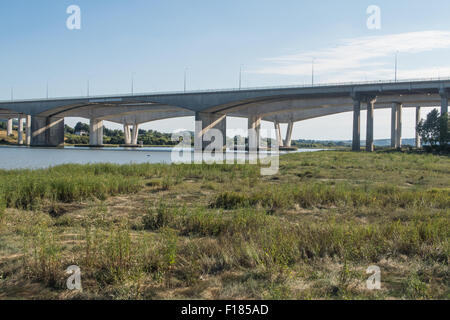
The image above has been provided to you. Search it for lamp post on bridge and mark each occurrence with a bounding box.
[131,72,135,96]
[184,67,189,92]
[239,65,244,90]
[395,51,399,82]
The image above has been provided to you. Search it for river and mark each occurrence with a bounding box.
[0,146,322,170]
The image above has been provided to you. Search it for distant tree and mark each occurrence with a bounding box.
[74,122,89,133]
[417,109,449,148]
[439,113,449,147]
[65,135,89,145]
[64,124,74,134]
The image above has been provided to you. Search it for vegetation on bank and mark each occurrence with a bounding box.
[64,123,179,146]
[417,109,449,152]
[0,151,449,300]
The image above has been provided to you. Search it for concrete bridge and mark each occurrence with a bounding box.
[1,78,449,151]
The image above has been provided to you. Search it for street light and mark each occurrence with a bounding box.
[239,65,244,90]
[184,68,189,92]
[395,51,399,82]
[131,72,135,95]
[312,58,315,86]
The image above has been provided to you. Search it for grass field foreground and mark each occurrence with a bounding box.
[0,151,449,299]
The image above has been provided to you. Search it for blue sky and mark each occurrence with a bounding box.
[1,0,450,140]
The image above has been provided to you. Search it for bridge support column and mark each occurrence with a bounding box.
[6,118,12,136]
[391,104,397,148]
[123,125,132,145]
[274,121,284,147]
[18,115,24,145]
[89,119,104,146]
[396,103,403,149]
[195,112,226,151]
[248,114,261,154]
[25,115,31,146]
[366,98,376,152]
[131,123,139,145]
[284,121,294,147]
[440,89,448,116]
[31,116,64,147]
[440,89,448,141]
[415,107,421,148]
[352,99,361,151]
[391,103,402,148]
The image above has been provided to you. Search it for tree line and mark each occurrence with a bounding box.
[64,122,179,146]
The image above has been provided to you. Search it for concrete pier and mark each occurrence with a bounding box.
[6,118,12,136]
[391,103,402,148]
[89,119,104,146]
[284,121,294,147]
[366,98,376,152]
[195,112,226,151]
[274,121,284,147]
[248,114,261,153]
[123,124,132,145]
[18,115,24,145]
[31,116,65,147]
[121,124,140,146]
[440,88,448,115]
[391,104,397,148]
[131,123,139,145]
[415,107,421,148]
[396,103,403,149]
[25,115,31,146]
[352,98,361,151]
[440,88,448,140]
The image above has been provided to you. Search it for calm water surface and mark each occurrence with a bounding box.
[0,146,322,170]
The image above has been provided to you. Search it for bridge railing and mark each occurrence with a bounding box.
[2,77,450,103]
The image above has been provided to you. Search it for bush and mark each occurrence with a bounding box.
[417,109,449,149]
[210,192,252,210]
[142,203,174,230]
[0,198,5,223]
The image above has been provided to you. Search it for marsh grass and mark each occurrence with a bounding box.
[21,222,66,288]
[211,184,450,211]
[0,151,449,299]
[0,198,5,224]
[0,163,259,210]
[0,169,142,210]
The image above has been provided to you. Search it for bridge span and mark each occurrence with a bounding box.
[1,78,449,151]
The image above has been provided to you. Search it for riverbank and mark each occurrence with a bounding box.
[0,151,449,299]
[0,129,18,145]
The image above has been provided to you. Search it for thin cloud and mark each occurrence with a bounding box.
[254,31,450,81]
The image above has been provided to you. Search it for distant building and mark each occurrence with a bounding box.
[75,130,88,136]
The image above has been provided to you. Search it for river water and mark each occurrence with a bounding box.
[0,146,322,170]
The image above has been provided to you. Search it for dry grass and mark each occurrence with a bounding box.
[0,150,449,300]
